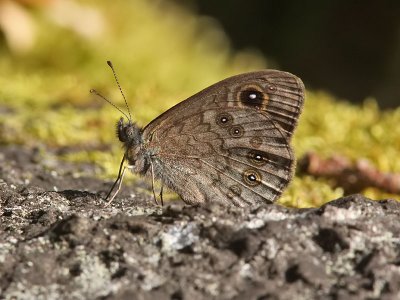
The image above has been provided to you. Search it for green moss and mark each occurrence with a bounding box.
[0,0,399,206]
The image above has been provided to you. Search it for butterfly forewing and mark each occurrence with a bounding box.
[144,70,304,139]
[142,70,304,205]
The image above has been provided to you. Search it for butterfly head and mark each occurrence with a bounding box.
[117,117,142,146]
[116,117,150,174]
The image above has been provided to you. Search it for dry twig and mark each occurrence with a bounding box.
[298,152,400,194]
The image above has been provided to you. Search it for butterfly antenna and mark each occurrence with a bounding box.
[90,89,130,121]
[107,60,132,122]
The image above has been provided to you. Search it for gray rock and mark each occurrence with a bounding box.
[1,145,400,299]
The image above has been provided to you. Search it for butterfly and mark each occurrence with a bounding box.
[93,62,305,207]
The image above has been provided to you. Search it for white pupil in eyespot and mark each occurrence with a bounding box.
[221,117,227,122]
[248,174,256,181]
[249,93,257,100]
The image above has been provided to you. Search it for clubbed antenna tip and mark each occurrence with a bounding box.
[107,60,132,122]
[90,88,130,121]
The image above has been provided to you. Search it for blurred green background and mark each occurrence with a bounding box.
[0,0,399,207]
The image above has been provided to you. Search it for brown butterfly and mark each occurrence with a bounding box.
[93,62,305,207]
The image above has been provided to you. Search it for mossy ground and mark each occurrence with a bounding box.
[0,0,399,207]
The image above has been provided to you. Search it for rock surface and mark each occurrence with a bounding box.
[1,145,400,300]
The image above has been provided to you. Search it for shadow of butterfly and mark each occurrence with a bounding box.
[96,63,305,207]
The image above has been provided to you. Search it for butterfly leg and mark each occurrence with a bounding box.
[105,153,126,206]
[159,184,164,206]
[150,161,159,206]
[105,165,130,206]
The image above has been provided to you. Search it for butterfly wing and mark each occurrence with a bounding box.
[142,70,304,205]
